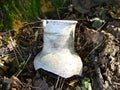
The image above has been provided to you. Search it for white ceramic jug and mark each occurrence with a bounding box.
[34,20,83,78]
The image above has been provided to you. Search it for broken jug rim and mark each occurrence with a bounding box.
[42,19,78,24]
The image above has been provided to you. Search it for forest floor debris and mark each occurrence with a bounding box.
[0,0,120,90]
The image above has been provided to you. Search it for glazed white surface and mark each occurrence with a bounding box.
[34,20,83,78]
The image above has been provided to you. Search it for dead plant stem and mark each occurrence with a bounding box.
[16,53,32,77]
[60,78,65,89]
[9,32,24,61]
[55,76,60,88]
[9,33,19,66]
[13,48,19,66]
[87,37,106,58]
[57,8,61,19]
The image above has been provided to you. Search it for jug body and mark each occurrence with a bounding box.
[34,20,83,78]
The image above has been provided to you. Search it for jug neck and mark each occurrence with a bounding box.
[42,20,78,53]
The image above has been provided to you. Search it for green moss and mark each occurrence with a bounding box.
[17,0,41,21]
[0,0,42,30]
[0,0,70,30]
[1,4,12,29]
[2,36,10,43]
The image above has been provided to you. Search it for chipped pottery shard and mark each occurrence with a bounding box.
[34,20,83,78]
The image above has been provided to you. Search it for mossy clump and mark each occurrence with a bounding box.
[0,0,70,31]
[0,0,42,31]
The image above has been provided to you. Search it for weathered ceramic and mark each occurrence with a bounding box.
[34,20,83,78]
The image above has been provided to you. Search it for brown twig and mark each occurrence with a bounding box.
[9,32,19,66]
[55,76,60,88]
[16,53,32,77]
[9,32,24,61]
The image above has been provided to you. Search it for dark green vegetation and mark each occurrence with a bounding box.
[0,0,43,31]
[0,0,71,32]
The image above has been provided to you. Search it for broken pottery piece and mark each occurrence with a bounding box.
[34,20,83,78]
